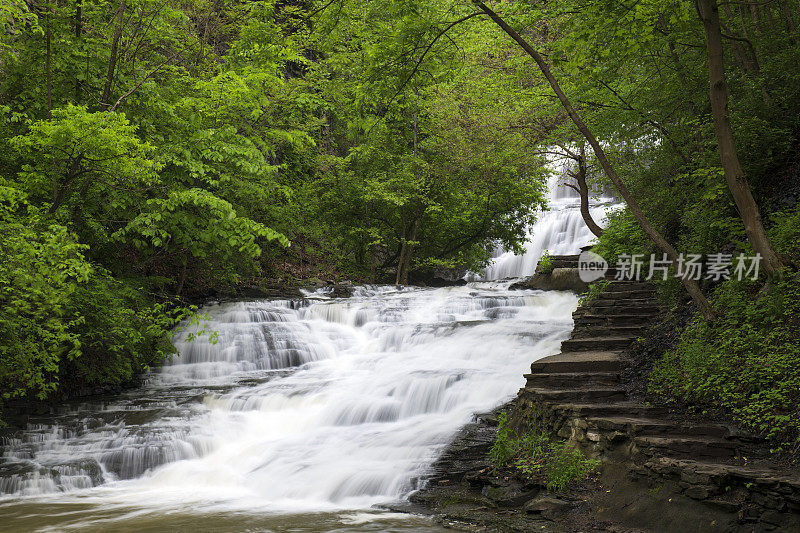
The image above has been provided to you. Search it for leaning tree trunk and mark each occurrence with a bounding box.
[697,0,784,277]
[473,0,716,320]
[575,144,604,238]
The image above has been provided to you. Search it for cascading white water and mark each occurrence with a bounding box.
[0,160,617,531]
[0,284,578,531]
[474,165,619,280]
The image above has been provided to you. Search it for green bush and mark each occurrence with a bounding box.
[768,205,800,261]
[490,410,599,492]
[537,251,554,274]
[0,186,191,413]
[650,274,800,449]
[592,209,650,262]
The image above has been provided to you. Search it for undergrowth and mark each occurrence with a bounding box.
[650,272,800,452]
[489,410,599,492]
[537,251,554,274]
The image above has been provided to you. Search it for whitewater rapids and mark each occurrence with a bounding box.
[0,283,577,531]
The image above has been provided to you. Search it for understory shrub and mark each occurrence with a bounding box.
[537,250,554,274]
[0,186,193,416]
[592,209,650,262]
[650,273,800,450]
[489,410,599,491]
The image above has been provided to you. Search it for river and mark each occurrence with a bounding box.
[0,167,614,532]
[0,285,577,531]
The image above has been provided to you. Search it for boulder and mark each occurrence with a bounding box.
[510,268,589,292]
[481,482,539,507]
[523,496,573,518]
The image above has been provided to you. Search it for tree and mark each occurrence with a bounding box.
[114,188,289,295]
[560,143,604,239]
[696,0,784,276]
[309,0,547,281]
[471,0,716,319]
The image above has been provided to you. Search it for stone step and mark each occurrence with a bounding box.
[587,297,659,307]
[572,314,654,327]
[603,274,662,284]
[530,351,627,373]
[645,456,800,491]
[524,386,627,403]
[573,311,659,323]
[596,289,657,299]
[560,336,636,352]
[601,281,657,291]
[570,325,648,339]
[574,303,660,314]
[523,371,621,389]
[633,435,739,460]
[549,402,668,419]
[541,255,579,269]
[577,303,661,315]
[643,457,800,525]
[586,416,732,439]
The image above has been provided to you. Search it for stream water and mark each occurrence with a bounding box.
[0,168,614,532]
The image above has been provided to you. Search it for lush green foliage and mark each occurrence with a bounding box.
[651,274,800,450]
[0,185,190,403]
[3,0,800,446]
[650,207,800,450]
[524,0,800,450]
[0,0,553,410]
[490,411,599,492]
[537,251,553,274]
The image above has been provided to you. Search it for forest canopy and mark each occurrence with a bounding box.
[2,0,800,443]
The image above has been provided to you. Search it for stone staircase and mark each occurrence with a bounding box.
[513,257,800,529]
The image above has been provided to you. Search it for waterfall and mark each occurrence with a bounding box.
[0,284,578,530]
[0,162,615,530]
[474,164,619,280]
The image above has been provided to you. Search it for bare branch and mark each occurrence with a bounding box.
[108,49,184,112]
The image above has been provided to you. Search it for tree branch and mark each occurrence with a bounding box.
[108,49,184,112]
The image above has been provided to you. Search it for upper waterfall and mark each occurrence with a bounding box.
[474,164,620,280]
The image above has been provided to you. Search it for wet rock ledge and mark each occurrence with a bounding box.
[399,407,598,532]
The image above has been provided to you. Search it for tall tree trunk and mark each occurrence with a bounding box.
[472,0,716,320]
[749,1,765,33]
[781,1,798,43]
[176,255,188,296]
[45,11,52,119]
[659,15,704,150]
[101,0,127,109]
[718,3,760,73]
[395,226,408,286]
[397,90,422,286]
[575,145,604,239]
[400,212,421,285]
[697,0,784,277]
[762,2,777,31]
[75,0,82,103]
[401,99,421,286]
[738,4,763,70]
